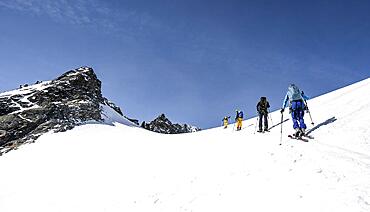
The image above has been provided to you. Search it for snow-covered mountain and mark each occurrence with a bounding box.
[0,78,369,212]
[0,67,200,155]
[0,67,136,155]
[141,113,201,134]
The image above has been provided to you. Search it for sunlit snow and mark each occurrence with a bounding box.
[0,78,369,212]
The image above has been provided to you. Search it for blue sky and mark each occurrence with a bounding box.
[0,0,369,129]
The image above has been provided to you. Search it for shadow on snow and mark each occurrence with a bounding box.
[306,116,337,135]
[268,118,290,131]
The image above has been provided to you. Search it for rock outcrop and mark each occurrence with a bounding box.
[141,114,201,134]
[0,66,200,156]
[0,67,127,155]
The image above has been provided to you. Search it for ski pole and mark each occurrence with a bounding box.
[254,114,259,134]
[280,112,283,145]
[307,109,314,125]
[304,99,314,125]
[268,109,274,126]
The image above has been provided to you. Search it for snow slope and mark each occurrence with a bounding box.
[0,78,370,212]
[100,103,138,127]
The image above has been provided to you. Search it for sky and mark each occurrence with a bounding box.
[0,0,369,129]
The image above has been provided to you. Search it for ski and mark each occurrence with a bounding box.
[288,134,309,142]
[256,129,269,134]
[302,134,314,139]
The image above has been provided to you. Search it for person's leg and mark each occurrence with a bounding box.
[291,111,299,129]
[263,113,268,131]
[296,101,307,131]
[291,101,299,129]
[258,114,263,131]
[298,110,307,130]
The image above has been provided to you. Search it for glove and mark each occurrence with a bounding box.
[280,108,284,113]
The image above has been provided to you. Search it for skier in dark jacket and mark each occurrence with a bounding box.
[281,84,309,137]
[256,97,270,132]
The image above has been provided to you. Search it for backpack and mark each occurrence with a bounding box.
[259,101,268,111]
[238,111,244,118]
[287,84,302,101]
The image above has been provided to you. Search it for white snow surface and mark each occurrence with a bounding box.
[0,80,52,97]
[100,104,138,127]
[1,78,370,212]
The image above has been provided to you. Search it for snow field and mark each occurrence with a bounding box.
[0,78,370,212]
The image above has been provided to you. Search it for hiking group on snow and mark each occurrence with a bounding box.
[223,84,313,139]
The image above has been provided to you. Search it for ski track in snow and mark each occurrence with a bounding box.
[0,78,370,212]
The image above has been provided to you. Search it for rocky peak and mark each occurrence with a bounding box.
[0,67,126,155]
[141,113,201,134]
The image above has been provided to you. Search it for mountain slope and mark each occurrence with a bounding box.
[141,113,201,134]
[0,67,136,155]
[0,78,369,212]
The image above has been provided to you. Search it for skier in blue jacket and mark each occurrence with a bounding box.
[280,84,309,137]
[235,110,244,131]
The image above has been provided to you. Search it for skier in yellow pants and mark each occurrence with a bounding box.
[223,116,230,129]
[235,110,244,131]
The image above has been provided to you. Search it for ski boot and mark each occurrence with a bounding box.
[294,128,301,138]
[300,128,306,137]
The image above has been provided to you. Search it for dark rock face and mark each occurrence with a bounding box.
[102,97,123,116]
[124,116,139,126]
[0,67,125,155]
[142,114,201,134]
